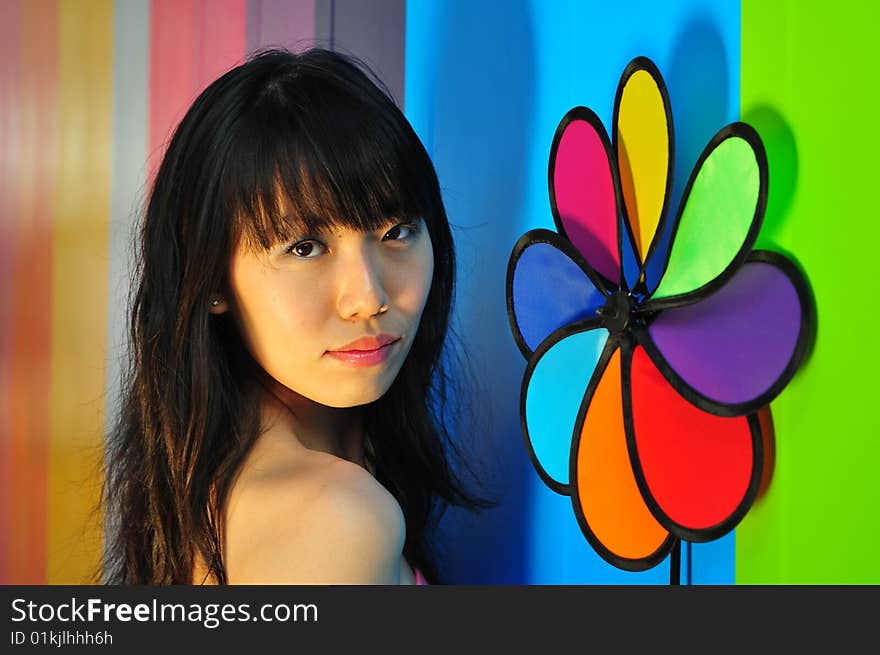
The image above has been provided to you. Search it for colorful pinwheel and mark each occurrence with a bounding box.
[505,57,814,571]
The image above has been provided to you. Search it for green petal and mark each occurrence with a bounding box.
[652,126,766,303]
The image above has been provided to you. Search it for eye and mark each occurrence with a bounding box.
[382,222,420,242]
[284,239,326,259]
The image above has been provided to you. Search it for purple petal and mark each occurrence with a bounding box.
[647,256,808,407]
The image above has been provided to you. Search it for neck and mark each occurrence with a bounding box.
[256,373,366,467]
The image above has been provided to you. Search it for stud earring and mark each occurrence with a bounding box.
[211,298,220,307]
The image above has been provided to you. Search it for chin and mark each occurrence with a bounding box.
[312,378,394,408]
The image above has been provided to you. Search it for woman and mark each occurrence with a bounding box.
[102,47,493,585]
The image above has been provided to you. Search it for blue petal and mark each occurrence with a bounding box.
[523,326,609,487]
[509,232,607,356]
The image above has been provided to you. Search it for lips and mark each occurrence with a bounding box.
[325,335,401,368]
[329,334,400,353]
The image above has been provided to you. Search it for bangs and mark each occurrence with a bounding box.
[225,71,435,252]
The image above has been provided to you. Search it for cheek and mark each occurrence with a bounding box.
[398,238,435,314]
[230,263,323,365]
[420,240,436,311]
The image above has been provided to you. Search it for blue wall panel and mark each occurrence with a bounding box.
[405,0,740,584]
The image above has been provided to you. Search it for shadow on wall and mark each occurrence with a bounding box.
[744,105,799,252]
[743,104,816,364]
[426,1,536,583]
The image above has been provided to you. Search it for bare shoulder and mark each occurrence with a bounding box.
[224,451,406,584]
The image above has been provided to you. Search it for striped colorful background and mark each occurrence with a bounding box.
[1,0,877,584]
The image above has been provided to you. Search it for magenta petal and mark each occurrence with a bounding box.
[550,108,620,283]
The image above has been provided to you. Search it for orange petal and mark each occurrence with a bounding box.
[573,347,671,568]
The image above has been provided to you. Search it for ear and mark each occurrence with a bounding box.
[209,296,229,314]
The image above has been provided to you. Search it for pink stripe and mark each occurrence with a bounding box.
[149,0,246,185]
[148,0,195,184]
[192,0,247,91]
[0,0,22,585]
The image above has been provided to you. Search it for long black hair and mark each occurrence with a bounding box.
[102,47,494,585]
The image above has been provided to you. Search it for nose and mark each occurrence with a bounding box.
[335,242,389,321]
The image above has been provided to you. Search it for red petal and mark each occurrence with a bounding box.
[626,344,761,537]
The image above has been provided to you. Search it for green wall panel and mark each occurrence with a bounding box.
[738,1,880,583]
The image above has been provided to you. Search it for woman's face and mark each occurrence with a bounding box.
[218,214,434,408]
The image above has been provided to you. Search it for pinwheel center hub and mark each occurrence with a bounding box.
[600,291,634,334]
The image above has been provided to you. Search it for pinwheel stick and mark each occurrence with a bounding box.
[669,540,681,586]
